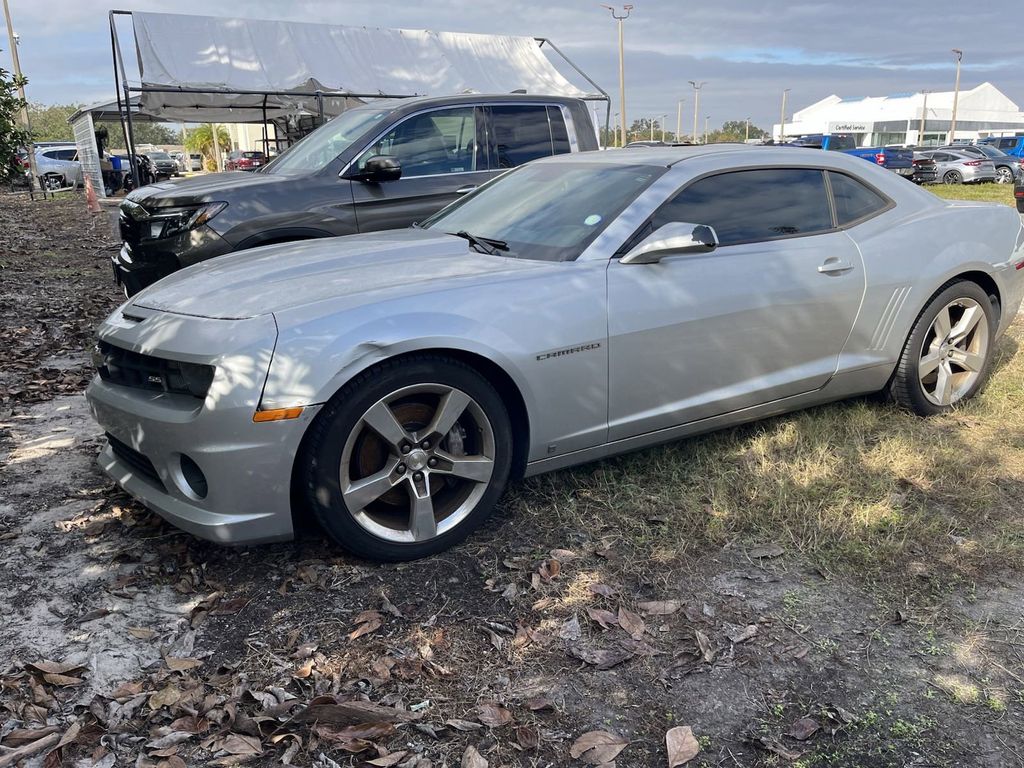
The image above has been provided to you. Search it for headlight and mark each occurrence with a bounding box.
[136,202,228,240]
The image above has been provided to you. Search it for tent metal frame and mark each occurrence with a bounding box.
[108,9,611,186]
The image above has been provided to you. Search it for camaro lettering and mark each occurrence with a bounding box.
[536,343,601,361]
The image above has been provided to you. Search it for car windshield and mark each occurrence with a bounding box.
[263,105,395,175]
[242,151,264,159]
[149,152,171,160]
[421,162,666,262]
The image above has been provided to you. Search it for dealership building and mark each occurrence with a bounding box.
[773,82,1024,146]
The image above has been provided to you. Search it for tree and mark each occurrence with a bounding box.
[27,103,77,142]
[96,120,181,149]
[709,120,768,144]
[0,64,31,182]
[185,123,232,171]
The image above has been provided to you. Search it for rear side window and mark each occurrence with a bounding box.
[490,105,555,168]
[828,172,889,225]
[652,168,833,246]
[826,134,856,151]
[548,106,571,155]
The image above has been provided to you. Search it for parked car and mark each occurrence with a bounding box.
[977,135,1024,158]
[910,155,937,184]
[145,151,180,179]
[915,150,996,184]
[786,133,915,177]
[87,146,1024,560]
[112,94,598,295]
[189,153,204,171]
[225,150,267,171]
[936,144,1020,184]
[625,140,694,147]
[35,145,83,188]
[1014,166,1024,213]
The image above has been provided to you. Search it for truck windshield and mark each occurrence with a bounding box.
[421,162,665,262]
[263,105,394,175]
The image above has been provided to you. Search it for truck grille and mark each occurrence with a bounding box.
[95,341,214,399]
[106,433,165,491]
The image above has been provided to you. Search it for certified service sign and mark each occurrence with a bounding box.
[828,122,870,133]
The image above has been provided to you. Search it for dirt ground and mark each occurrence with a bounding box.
[1,191,1023,768]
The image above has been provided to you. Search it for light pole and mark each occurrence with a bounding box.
[613,112,620,146]
[601,4,633,148]
[688,80,706,143]
[779,88,791,141]
[650,116,655,141]
[745,117,751,142]
[949,49,963,144]
[661,114,668,142]
[704,115,710,145]
[918,90,930,144]
[2,0,40,195]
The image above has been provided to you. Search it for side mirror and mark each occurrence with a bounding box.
[343,155,402,183]
[620,222,718,265]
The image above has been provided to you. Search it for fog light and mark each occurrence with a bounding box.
[179,454,208,499]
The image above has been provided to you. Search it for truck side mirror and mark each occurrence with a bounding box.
[343,156,402,183]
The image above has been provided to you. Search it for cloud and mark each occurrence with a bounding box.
[3,0,1020,131]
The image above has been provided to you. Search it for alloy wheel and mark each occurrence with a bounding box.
[943,170,963,184]
[339,384,495,543]
[918,297,990,407]
[996,166,1013,184]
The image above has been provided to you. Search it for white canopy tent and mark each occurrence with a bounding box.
[108,10,608,183]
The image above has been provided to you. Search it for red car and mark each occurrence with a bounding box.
[225,150,267,171]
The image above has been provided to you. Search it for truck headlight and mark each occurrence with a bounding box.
[147,202,227,239]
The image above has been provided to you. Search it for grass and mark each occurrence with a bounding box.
[927,182,1016,206]
[511,320,1024,587]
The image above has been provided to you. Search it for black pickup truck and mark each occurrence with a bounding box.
[114,94,599,295]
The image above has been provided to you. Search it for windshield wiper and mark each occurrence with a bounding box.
[451,230,508,255]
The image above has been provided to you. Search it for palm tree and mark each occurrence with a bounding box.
[184,124,231,171]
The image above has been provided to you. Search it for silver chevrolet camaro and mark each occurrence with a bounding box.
[87,146,1024,561]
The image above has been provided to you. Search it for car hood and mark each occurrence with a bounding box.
[131,229,556,320]
[125,170,290,208]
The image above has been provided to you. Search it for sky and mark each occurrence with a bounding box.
[3,0,1022,133]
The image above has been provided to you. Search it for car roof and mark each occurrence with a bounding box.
[362,92,585,111]
[536,144,869,169]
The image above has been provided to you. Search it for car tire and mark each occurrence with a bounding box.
[302,354,514,561]
[943,170,963,184]
[889,280,996,416]
[996,166,1013,184]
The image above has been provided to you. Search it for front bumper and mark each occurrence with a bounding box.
[114,224,234,295]
[85,306,317,545]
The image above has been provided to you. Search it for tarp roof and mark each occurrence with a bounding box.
[130,11,594,122]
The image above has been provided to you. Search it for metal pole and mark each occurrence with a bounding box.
[211,123,221,172]
[661,114,667,142]
[650,117,654,141]
[949,49,962,144]
[745,117,750,141]
[3,0,41,196]
[689,81,705,143]
[704,115,709,145]
[780,88,790,141]
[676,99,683,142]
[919,90,929,142]
[109,11,139,186]
[602,5,632,147]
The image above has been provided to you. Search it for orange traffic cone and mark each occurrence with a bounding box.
[84,175,101,214]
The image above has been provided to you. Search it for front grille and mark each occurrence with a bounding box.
[118,208,143,247]
[106,433,165,491]
[96,341,214,399]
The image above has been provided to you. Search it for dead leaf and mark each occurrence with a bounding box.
[617,607,645,640]
[726,624,758,644]
[637,600,682,616]
[559,614,582,642]
[217,732,262,756]
[568,645,634,670]
[293,658,315,679]
[164,656,203,672]
[292,643,318,660]
[569,730,628,764]
[538,559,561,582]
[149,685,182,709]
[524,695,554,711]
[350,610,384,641]
[298,699,415,725]
[363,752,408,767]
[461,745,488,768]
[128,627,156,640]
[41,672,84,687]
[749,543,784,559]
[695,630,716,663]
[515,725,540,749]
[477,701,513,727]
[380,594,403,618]
[666,725,700,767]
[787,717,820,741]
[586,607,619,630]
[549,548,577,562]
[588,583,616,597]
[24,660,85,676]
[445,718,483,732]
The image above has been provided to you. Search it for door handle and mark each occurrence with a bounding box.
[817,258,854,274]
[456,185,477,195]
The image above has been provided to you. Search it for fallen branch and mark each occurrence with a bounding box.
[0,732,61,767]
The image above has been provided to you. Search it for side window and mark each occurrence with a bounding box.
[358,107,479,178]
[650,168,833,246]
[828,172,889,225]
[56,149,78,161]
[490,105,554,168]
[547,106,571,156]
